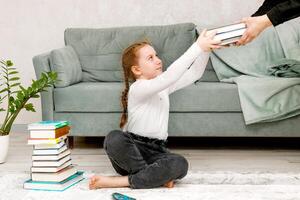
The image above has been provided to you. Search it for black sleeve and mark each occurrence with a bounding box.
[252,0,300,26]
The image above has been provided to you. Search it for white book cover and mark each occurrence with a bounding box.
[33,144,67,155]
[32,156,71,167]
[32,149,71,161]
[210,23,246,34]
[34,140,66,150]
[214,29,246,41]
[30,126,70,139]
[31,160,72,173]
[31,165,77,182]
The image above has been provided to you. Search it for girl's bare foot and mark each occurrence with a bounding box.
[163,180,174,188]
[89,175,129,189]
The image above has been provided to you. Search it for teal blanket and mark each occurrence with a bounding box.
[210,19,300,125]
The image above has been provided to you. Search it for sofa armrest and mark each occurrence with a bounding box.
[32,52,54,121]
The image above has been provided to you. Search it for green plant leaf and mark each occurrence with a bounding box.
[27,87,32,94]
[6,60,13,66]
[9,105,15,113]
[0,88,8,94]
[10,82,21,87]
[24,103,35,112]
[9,96,15,103]
[14,99,21,108]
[9,77,20,81]
[1,69,8,74]
[16,91,24,101]
[8,71,18,75]
[1,65,7,71]
[19,85,29,97]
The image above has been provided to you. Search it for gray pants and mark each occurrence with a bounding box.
[103,130,188,189]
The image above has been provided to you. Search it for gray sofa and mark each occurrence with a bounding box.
[33,23,300,144]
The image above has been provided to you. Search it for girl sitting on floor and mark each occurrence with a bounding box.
[89,29,221,189]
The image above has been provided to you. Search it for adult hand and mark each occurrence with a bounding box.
[236,14,272,45]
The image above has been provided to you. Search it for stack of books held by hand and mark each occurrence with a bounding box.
[208,23,246,45]
[24,120,84,191]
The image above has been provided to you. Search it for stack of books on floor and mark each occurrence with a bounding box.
[208,22,246,45]
[23,120,84,191]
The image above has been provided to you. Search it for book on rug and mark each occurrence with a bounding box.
[26,120,82,191]
[32,143,68,155]
[24,171,84,191]
[208,22,246,45]
[34,140,66,150]
[32,149,71,160]
[28,120,69,130]
[28,135,67,145]
[29,125,70,139]
[32,154,71,167]
[31,160,72,173]
[31,165,77,182]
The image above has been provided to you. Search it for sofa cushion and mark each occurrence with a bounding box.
[50,46,82,87]
[198,58,219,82]
[53,82,241,112]
[64,23,197,82]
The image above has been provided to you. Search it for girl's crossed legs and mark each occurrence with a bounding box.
[89,130,188,189]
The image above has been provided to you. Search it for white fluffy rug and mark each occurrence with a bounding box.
[1,171,300,200]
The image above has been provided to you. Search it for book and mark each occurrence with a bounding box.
[208,22,246,45]
[34,140,66,150]
[24,171,84,191]
[32,149,71,161]
[32,155,71,167]
[31,165,77,182]
[28,120,69,130]
[31,160,72,173]
[33,144,67,155]
[30,126,70,139]
[28,135,67,145]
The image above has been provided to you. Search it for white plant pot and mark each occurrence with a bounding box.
[0,135,9,164]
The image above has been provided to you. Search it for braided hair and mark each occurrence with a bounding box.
[120,41,151,129]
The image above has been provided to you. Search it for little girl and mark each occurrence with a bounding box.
[89,29,221,189]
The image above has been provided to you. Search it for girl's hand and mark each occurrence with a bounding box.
[197,29,221,52]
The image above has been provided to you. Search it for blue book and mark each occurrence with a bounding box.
[23,171,84,191]
[28,121,70,130]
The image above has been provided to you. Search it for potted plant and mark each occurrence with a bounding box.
[0,59,57,163]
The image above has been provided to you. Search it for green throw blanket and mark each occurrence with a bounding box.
[210,19,300,125]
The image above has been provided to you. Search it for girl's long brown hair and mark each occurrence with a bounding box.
[120,41,151,129]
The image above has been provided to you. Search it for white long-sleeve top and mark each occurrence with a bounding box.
[123,42,209,140]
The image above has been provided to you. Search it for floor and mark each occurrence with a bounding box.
[1,132,300,174]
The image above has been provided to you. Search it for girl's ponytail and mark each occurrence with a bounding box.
[120,69,130,129]
[120,40,150,129]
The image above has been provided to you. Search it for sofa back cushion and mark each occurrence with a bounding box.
[64,23,197,82]
[50,46,82,87]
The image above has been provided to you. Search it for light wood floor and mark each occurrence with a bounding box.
[1,132,300,174]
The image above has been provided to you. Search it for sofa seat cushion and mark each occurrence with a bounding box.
[53,82,242,112]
